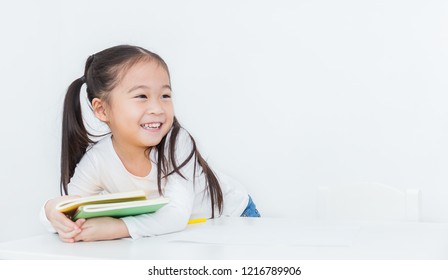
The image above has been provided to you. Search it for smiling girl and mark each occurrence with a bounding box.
[41,45,260,242]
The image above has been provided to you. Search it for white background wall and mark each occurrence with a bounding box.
[1,0,448,242]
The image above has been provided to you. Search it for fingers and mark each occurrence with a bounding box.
[73,219,92,242]
[49,212,84,242]
[57,219,83,242]
[57,220,86,243]
[60,219,86,242]
[58,227,82,242]
[75,218,86,228]
[51,212,79,232]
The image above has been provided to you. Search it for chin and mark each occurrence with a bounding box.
[145,137,165,147]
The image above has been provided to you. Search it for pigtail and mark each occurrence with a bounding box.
[194,150,223,218]
[60,77,95,195]
[156,118,224,218]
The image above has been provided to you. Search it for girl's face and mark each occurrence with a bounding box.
[95,60,174,151]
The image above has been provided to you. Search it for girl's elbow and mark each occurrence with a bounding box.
[155,210,189,234]
[171,222,188,233]
[170,213,190,232]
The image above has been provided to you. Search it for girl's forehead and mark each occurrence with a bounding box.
[119,60,170,86]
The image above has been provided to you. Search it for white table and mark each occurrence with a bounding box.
[1,217,448,259]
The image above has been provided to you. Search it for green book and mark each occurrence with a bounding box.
[73,197,170,220]
[55,190,169,220]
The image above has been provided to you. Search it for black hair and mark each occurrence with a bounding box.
[60,45,223,217]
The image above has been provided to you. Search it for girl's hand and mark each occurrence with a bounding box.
[44,196,86,243]
[73,217,130,242]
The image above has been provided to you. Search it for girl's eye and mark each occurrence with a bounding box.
[162,94,172,99]
[135,94,147,99]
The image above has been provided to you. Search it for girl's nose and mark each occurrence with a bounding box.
[146,99,164,115]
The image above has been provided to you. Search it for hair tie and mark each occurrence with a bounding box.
[80,76,86,83]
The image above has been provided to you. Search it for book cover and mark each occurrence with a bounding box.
[73,197,170,220]
[55,190,169,220]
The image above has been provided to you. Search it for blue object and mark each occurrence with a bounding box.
[240,195,261,217]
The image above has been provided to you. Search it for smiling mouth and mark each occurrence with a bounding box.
[141,122,162,130]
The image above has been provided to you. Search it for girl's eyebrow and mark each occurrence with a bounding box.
[127,84,172,93]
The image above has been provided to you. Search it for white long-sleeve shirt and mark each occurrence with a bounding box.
[40,128,249,239]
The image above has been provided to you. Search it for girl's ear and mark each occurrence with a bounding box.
[92,98,109,122]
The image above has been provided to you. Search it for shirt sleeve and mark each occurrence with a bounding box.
[39,200,57,233]
[67,151,103,196]
[121,176,196,238]
[121,128,200,239]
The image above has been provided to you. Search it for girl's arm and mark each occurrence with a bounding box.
[72,216,130,242]
[120,176,196,238]
[70,177,195,241]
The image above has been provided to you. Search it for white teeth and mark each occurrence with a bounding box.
[141,123,161,129]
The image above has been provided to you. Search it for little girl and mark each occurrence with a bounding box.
[41,45,260,242]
